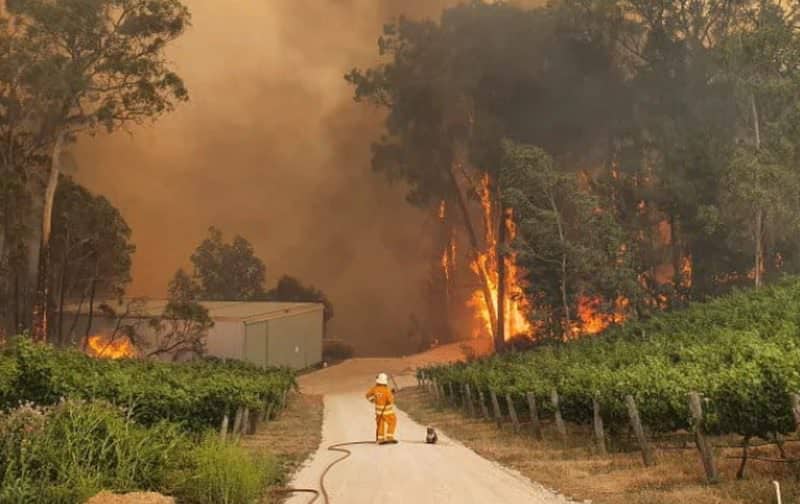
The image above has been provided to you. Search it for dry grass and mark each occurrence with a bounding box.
[398,387,800,504]
[241,392,324,498]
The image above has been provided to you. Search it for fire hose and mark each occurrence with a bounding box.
[273,407,389,504]
[272,437,443,504]
[273,377,438,504]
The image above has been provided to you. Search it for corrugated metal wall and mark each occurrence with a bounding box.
[263,309,323,369]
[206,321,245,360]
[243,321,268,367]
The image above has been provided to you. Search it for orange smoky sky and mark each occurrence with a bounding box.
[72,0,456,355]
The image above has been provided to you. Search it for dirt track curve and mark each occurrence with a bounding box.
[284,345,572,504]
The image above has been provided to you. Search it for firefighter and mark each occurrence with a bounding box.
[366,373,398,444]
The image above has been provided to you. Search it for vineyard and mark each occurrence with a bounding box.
[0,338,296,503]
[0,338,295,431]
[419,279,800,479]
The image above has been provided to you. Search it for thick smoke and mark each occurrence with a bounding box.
[73,0,456,355]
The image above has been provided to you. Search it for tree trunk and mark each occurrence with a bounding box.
[31,132,64,342]
[66,288,87,346]
[736,436,750,480]
[496,208,507,351]
[56,237,69,346]
[751,93,763,290]
[447,161,498,347]
[82,265,98,351]
[549,193,571,337]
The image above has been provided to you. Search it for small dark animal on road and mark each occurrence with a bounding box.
[426,427,438,444]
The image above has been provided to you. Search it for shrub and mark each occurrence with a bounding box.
[323,339,354,362]
[0,339,296,432]
[175,434,278,504]
[0,400,189,504]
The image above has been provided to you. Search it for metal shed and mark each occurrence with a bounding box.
[68,300,324,369]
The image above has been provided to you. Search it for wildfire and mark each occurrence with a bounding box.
[87,334,137,359]
[468,175,532,341]
[461,174,639,344]
[570,297,628,337]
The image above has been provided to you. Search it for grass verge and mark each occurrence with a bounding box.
[398,387,800,504]
[241,393,324,502]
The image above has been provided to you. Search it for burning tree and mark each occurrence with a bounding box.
[500,141,637,339]
[346,3,630,350]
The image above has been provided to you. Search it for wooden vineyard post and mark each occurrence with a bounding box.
[592,396,607,455]
[431,379,440,401]
[247,409,258,435]
[437,382,447,407]
[240,408,250,436]
[791,393,800,432]
[506,394,520,433]
[490,390,503,427]
[478,389,491,419]
[625,395,655,467]
[689,392,719,483]
[526,392,543,440]
[280,388,289,412]
[219,413,229,442]
[465,383,476,417]
[263,402,275,423]
[232,407,244,437]
[550,390,568,443]
[447,382,456,407]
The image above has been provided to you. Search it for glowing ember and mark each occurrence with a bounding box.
[87,334,137,359]
[681,256,693,288]
[438,200,446,220]
[442,248,451,282]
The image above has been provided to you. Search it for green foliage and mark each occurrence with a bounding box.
[422,279,800,441]
[0,339,295,432]
[190,226,268,301]
[0,0,190,337]
[500,140,639,337]
[0,400,276,504]
[267,275,334,326]
[49,176,136,345]
[0,400,189,503]
[142,271,214,360]
[176,434,278,504]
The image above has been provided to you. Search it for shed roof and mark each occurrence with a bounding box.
[64,299,323,324]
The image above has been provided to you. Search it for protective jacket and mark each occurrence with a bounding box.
[366,384,397,442]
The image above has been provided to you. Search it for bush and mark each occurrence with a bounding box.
[0,400,189,504]
[323,339,354,362]
[176,434,278,504]
[0,400,278,504]
[0,339,296,432]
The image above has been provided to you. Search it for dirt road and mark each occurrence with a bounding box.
[285,345,572,504]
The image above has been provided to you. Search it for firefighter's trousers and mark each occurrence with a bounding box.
[376,413,397,441]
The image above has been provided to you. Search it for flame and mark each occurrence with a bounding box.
[87,334,137,359]
[438,200,446,220]
[681,255,693,288]
[570,297,628,337]
[468,175,532,341]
